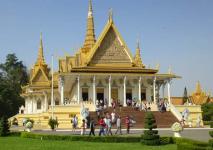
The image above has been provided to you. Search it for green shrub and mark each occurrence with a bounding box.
[177,143,212,150]
[201,103,213,121]
[160,137,174,145]
[0,116,10,136]
[48,118,59,130]
[210,122,213,128]
[20,132,141,143]
[209,131,213,138]
[141,112,160,146]
[9,132,21,137]
[174,137,209,147]
[203,121,213,126]
[209,139,213,148]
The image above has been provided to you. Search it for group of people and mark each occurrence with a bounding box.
[71,111,134,136]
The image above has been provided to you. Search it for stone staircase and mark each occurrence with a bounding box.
[89,107,178,128]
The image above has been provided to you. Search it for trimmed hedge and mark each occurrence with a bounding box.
[21,132,141,143]
[174,137,212,150]
[209,139,213,148]
[9,132,21,137]
[160,137,174,145]
[204,121,213,126]
[19,132,213,149]
[209,131,213,138]
[177,143,212,150]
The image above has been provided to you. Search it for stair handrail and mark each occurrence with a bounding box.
[169,103,182,121]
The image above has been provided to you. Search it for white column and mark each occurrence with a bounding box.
[167,79,171,104]
[60,76,64,105]
[77,76,80,104]
[123,76,127,107]
[153,76,156,104]
[138,77,142,101]
[108,75,111,107]
[92,76,96,105]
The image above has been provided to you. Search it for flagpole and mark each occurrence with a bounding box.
[51,54,54,118]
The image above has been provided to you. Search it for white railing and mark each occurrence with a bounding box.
[169,103,182,121]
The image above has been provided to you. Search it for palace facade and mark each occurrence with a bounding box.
[21,0,180,115]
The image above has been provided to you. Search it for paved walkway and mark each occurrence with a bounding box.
[28,128,213,142]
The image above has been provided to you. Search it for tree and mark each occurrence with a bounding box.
[141,112,160,145]
[0,116,10,136]
[0,53,29,117]
[201,102,213,121]
[0,53,28,93]
[182,87,189,104]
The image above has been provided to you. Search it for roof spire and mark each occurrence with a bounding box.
[88,0,93,18]
[82,0,96,54]
[108,8,113,22]
[196,81,202,93]
[36,32,45,65]
[134,39,144,67]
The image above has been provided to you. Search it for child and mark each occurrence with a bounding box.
[81,119,86,135]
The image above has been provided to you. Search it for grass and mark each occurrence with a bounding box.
[0,137,177,150]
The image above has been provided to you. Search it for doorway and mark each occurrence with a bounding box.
[97,88,104,101]
[111,88,118,102]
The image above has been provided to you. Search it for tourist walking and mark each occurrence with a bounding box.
[89,118,95,136]
[111,111,116,124]
[71,114,78,132]
[125,116,130,134]
[81,119,86,135]
[105,117,112,136]
[98,117,106,136]
[115,116,122,135]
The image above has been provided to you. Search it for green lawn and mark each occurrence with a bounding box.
[0,137,176,150]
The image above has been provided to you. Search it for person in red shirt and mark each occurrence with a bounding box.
[98,117,106,136]
[125,116,130,134]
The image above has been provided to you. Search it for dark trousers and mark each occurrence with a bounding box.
[89,128,95,136]
[126,126,130,134]
[115,126,122,135]
[99,126,105,136]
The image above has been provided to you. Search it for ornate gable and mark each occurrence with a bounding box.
[87,19,134,67]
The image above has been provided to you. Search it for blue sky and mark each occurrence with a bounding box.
[0,0,213,96]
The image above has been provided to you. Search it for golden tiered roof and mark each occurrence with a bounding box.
[81,0,96,54]
[134,40,145,68]
[30,33,50,87]
[190,81,210,105]
[58,0,150,73]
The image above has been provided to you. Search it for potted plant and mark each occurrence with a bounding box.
[171,122,183,137]
[48,118,59,131]
[25,121,33,132]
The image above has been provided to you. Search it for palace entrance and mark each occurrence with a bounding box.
[111,88,118,102]
[97,88,104,101]
[126,89,132,100]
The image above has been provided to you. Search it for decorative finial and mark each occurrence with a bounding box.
[168,66,172,74]
[37,32,45,65]
[196,81,202,93]
[134,39,144,67]
[136,39,140,50]
[108,8,113,22]
[88,0,93,18]
[155,63,160,70]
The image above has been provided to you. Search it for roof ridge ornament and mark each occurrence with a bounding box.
[108,8,113,22]
[36,32,45,65]
[168,66,172,74]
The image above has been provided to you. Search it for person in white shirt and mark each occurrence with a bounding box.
[115,116,122,135]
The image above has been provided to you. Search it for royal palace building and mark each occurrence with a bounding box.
[21,0,180,115]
